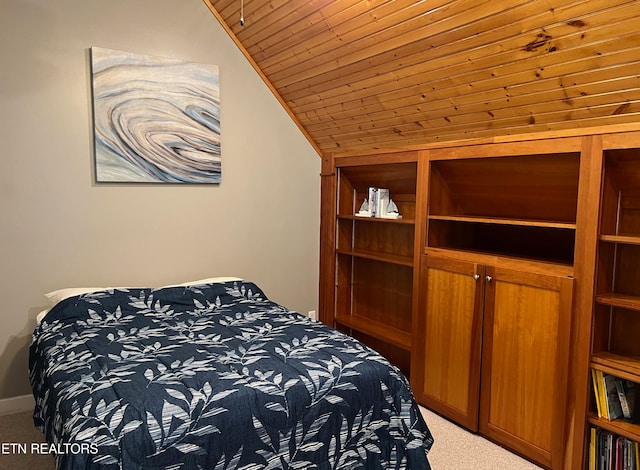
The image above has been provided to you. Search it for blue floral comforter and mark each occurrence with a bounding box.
[30,280,433,469]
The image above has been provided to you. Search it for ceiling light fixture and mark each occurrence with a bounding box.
[240,0,244,26]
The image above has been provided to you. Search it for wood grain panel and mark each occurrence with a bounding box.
[417,256,483,431]
[280,0,624,100]
[258,0,443,74]
[266,0,508,85]
[319,153,338,325]
[304,72,640,135]
[284,1,637,103]
[204,0,640,153]
[353,220,414,259]
[429,153,580,223]
[247,0,393,65]
[480,268,573,468]
[352,258,413,332]
[289,0,636,114]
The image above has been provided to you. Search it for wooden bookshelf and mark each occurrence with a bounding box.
[321,151,422,377]
[317,129,640,470]
[586,145,640,469]
[413,147,579,468]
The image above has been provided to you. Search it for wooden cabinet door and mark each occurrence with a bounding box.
[413,255,484,431]
[479,267,573,469]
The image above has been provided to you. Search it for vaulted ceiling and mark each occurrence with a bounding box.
[203,0,640,155]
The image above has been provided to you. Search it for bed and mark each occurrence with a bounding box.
[29,278,433,469]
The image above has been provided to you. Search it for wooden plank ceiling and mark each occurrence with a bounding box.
[203,0,640,155]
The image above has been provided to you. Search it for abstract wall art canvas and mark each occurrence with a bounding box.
[91,47,221,183]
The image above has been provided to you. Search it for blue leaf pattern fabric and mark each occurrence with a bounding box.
[30,280,433,469]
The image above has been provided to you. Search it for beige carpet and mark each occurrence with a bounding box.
[420,407,542,469]
[0,408,541,469]
[0,411,54,470]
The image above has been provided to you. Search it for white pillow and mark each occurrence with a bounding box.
[164,277,243,287]
[39,287,110,325]
[36,309,49,325]
[45,287,113,307]
[39,278,241,324]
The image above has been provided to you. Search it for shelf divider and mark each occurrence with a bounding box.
[428,214,576,230]
[334,314,411,351]
[336,248,414,267]
[586,413,640,443]
[599,234,640,245]
[338,214,415,225]
[591,352,640,381]
[595,293,640,311]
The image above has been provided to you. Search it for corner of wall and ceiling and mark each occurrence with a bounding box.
[201,0,323,157]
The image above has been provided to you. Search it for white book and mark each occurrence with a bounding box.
[368,187,379,217]
[375,188,389,218]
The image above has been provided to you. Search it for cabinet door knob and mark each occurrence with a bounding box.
[485,275,493,282]
[473,274,480,280]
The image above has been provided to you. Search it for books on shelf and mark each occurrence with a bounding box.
[589,428,639,470]
[370,187,390,217]
[590,370,640,468]
[616,379,636,420]
[604,373,624,421]
[591,369,636,422]
[593,369,605,418]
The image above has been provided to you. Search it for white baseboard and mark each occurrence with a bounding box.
[0,394,35,416]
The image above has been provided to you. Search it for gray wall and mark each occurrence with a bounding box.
[0,0,320,399]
